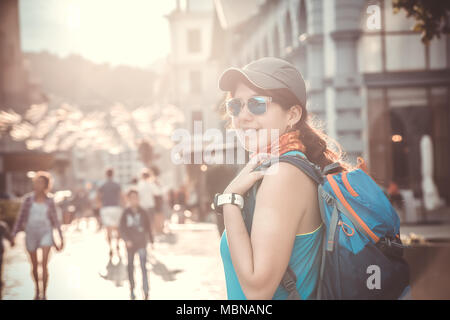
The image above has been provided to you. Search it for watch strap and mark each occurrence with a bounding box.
[217,193,244,210]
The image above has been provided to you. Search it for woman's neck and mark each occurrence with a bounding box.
[34,191,46,202]
[257,130,305,156]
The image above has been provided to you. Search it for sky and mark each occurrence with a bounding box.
[19,0,176,69]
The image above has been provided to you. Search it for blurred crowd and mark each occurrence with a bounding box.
[0,166,210,300]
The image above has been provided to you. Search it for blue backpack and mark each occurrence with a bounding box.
[246,152,410,300]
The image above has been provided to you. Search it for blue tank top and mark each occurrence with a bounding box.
[220,150,324,300]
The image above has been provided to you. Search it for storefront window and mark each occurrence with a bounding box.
[369,86,450,203]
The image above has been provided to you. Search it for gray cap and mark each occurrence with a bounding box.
[218,57,307,108]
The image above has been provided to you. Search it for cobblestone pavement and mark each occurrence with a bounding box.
[1,218,226,300]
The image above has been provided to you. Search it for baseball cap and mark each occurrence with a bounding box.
[218,57,307,108]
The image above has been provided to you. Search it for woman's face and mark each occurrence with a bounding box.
[230,82,290,153]
[33,176,47,193]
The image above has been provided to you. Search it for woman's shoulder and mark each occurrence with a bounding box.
[256,162,315,206]
[264,161,317,190]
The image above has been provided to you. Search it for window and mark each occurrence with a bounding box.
[358,35,382,73]
[187,29,202,53]
[190,70,202,93]
[298,0,307,37]
[429,36,447,69]
[273,25,280,57]
[285,11,293,48]
[385,34,426,71]
[384,0,416,32]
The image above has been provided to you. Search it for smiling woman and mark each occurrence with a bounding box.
[19,0,174,67]
[215,57,352,300]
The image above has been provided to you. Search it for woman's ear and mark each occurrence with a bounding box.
[288,105,302,127]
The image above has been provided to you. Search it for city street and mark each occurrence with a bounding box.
[1,218,226,300]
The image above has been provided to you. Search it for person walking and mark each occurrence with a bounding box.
[119,189,154,300]
[11,171,64,300]
[137,169,158,236]
[71,186,89,231]
[150,166,165,235]
[98,168,123,258]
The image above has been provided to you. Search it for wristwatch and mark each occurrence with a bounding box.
[212,193,244,215]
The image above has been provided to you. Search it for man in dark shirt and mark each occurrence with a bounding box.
[0,220,14,298]
[98,168,123,257]
[119,189,154,300]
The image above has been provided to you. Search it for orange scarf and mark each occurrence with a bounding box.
[254,130,306,157]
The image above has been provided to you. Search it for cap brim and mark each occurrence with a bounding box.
[218,68,286,92]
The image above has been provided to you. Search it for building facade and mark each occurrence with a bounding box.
[167,0,223,134]
[166,0,227,217]
[0,0,60,197]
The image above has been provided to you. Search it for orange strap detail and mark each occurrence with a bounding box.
[339,221,355,237]
[342,171,359,197]
[357,157,368,174]
[326,174,380,243]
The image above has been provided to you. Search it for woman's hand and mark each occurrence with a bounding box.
[224,153,272,195]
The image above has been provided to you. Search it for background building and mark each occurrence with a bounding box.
[0,0,60,197]
[165,0,231,220]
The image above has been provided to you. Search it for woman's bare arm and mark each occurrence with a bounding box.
[224,162,316,299]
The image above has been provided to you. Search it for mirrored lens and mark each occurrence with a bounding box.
[226,98,243,116]
[247,96,268,115]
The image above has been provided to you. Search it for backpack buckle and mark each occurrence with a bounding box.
[322,192,334,205]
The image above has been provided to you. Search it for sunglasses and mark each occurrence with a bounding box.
[226,96,272,117]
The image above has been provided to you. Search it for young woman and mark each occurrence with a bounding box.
[216,57,351,300]
[11,171,64,300]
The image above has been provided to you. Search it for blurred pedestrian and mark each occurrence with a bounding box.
[119,189,154,300]
[176,185,187,224]
[98,168,124,258]
[137,169,158,236]
[71,186,89,231]
[87,183,102,231]
[11,171,64,300]
[0,220,14,299]
[150,166,165,235]
[127,177,138,191]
